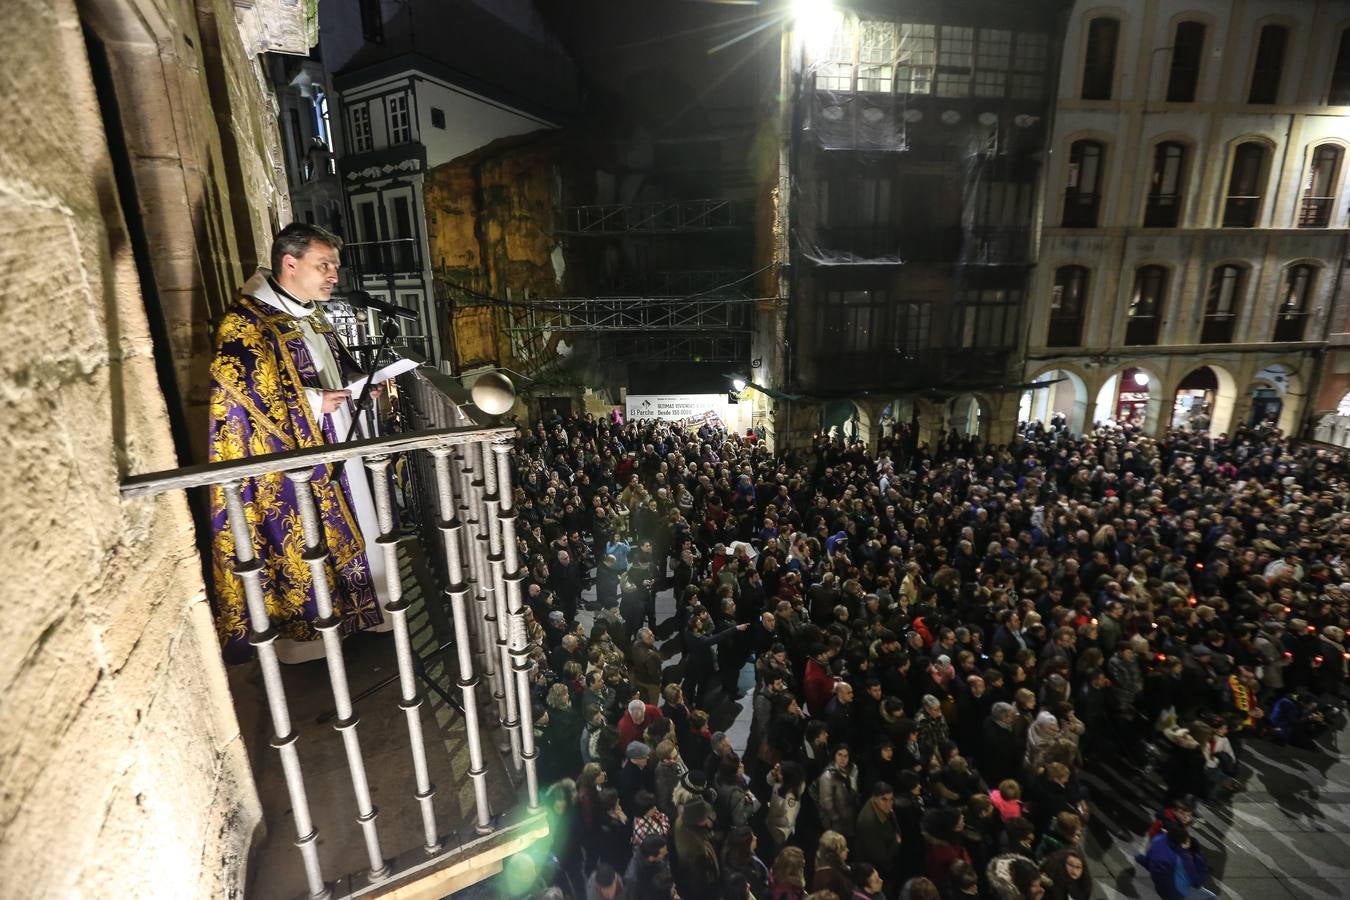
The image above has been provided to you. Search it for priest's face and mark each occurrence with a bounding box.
[283,240,341,302]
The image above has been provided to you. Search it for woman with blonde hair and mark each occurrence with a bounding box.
[767,845,807,900]
[813,830,853,897]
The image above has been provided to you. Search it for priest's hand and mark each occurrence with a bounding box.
[321,389,352,413]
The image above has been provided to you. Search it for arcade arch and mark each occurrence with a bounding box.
[1020,369,1090,433]
[1169,364,1237,436]
[1093,366,1163,430]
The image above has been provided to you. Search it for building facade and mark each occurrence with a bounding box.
[318,0,574,370]
[757,0,1073,451]
[1021,0,1350,439]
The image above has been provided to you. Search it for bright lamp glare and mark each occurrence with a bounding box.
[732,378,747,391]
[1133,371,1149,387]
[795,0,837,57]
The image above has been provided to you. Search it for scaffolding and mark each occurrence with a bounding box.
[555,198,755,235]
[503,295,755,333]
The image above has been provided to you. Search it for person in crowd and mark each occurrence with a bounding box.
[501,412,1347,900]
[767,845,808,900]
[812,829,854,898]
[1143,821,1215,900]
[721,824,770,897]
[1039,848,1092,900]
[852,781,901,888]
[817,744,861,838]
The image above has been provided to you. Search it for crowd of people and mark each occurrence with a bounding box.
[493,411,1349,900]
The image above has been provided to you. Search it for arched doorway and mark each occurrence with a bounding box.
[1170,365,1236,436]
[1093,367,1161,430]
[1248,363,1304,434]
[949,394,986,438]
[879,398,914,441]
[821,400,865,445]
[1020,370,1089,433]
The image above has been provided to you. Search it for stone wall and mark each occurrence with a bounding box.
[423,133,563,375]
[0,0,297,895]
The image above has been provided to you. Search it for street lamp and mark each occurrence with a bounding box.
[732,377,748,392]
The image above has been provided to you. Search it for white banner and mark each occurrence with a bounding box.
[626,393,729,423]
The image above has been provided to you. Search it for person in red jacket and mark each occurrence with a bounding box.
[804,645,838,717]
[922,807,973,891]
[618,698,664,752]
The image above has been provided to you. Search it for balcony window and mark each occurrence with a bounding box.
[387,93,412,145]
[973,29,1011,97]
[897,23,936,94]
[349,103,372,154]
[1275,264,1315,341]
[936,25,974,97]
[1223,142,1268,227]
[857,21,897,92]
[822,289,889,353]
[1166,22,1206,102]
[1126,265,1166,345]
[1081,17,1119,100]
[956,286,1021,349]
[1248,25,1288,104]
[1299,144,1343,227]
[359,0,383,44]
[1202,265,1244,343]
[1144,141,1186,227]
[1331,29,1350,105]
[895,302,932,356]
[1048,265,1088,347]
[1010,32,1048,99]
[1062,140,1105,227]
[815,15,853,90]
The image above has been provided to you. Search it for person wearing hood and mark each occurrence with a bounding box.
[1143,821,1214,900]
[207,223,394,663]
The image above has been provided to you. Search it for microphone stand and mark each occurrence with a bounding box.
[330,314,399,483]
[318,310,466,722]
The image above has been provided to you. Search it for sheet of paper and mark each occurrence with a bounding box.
[344,357,420,395]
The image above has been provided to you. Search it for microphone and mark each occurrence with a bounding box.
[341,290,420,320]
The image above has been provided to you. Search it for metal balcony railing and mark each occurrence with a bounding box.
[1298,197,1334,228]
[1125,315,1160,346]
[1061,192,1101,228]
[343,238,422,277]
[1046,317,1084,348]
[1144,193,1180,227]
[120,368,545,898]
[1274,312,1309,342]
[1201,315,1236,344]
[555,198,754,234]
[1222,195,1261,228]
